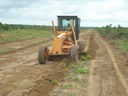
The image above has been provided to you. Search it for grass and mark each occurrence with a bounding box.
[0,48,16,54]
[60,59,71,68]
[51,80,59,85]
[63,84,72,89]
[75,66,89,74]
[0,38,50,55]
[51,58,90,96]
[96,26,128,54]
[70,63,76,69]
[0,29,51,44]
[116,40,128,53]
[80,54,90,61]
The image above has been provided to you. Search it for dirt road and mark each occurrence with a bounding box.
[0,36,63,96]
[0,29,88,96]
[87,30,128,96]
[0,29,127,96]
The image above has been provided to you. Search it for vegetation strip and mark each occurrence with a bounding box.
[96,25,128,54]
[98,34,128,95]
[50,58,90,96]
[0,39,50,55]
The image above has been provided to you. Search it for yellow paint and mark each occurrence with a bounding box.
[52,37,63,54]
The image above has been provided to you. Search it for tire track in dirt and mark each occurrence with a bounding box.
[87,30,127,96]
[0,39,54,96]
[7,62,62,96]
[0,38,49,56]
[0,56,63,96]
[98,34,128,95]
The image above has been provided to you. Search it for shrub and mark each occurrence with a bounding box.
[75,66,89,74]
[51,80,58,85]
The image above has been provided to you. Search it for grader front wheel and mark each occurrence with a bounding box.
[38,46,48,64]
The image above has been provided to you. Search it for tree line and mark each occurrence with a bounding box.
[97,24,128,41]
[0,22,52,30]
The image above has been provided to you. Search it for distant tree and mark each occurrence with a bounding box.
[0,22,3,29]
[109,24,112,27]
[117,24,122,31]
[3,24,9,30]
[0,22,2,25]
[116,24,124,37]
[105,25,111,33]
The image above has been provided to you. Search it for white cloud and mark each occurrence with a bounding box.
[0,0,128,27]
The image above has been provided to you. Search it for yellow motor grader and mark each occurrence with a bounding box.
[38,16,85,64]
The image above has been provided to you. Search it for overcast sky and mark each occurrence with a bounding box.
[0,0,127,27]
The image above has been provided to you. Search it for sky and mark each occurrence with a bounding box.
[0,0,128,27]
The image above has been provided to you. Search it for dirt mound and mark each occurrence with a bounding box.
[24,64,64,96]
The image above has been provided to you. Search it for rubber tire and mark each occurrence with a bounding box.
[79,41,85,52]
[70,44,78,61]
[38,46,47,64]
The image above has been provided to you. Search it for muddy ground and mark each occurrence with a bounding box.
[0,29,128,96]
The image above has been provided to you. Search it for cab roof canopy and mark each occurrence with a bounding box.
[57,16,80,19]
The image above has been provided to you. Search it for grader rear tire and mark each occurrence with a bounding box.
[38,46,48,64]
[70,44,78,61]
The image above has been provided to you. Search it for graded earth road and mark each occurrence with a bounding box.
[87,30,128,96]
[0,36,64,96]
[0,29,128,96]
[0,30,88,96]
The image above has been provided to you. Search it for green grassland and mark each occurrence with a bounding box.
[96,24,128,54]
[0,23,52,44]
[0,23,52,54]
[0,23,88,44]
[0,29,51,44]
[116,40,128,53]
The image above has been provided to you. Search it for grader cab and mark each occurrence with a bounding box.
[38,16,85,64]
